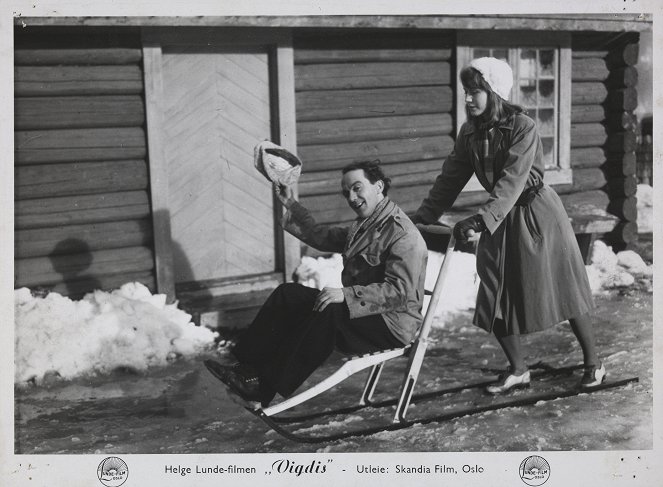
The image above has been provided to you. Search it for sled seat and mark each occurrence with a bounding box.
[261,345,411,417]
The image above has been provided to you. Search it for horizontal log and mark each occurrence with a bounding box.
[607,196,638,221]
[295,48,454,64]
[570,123,607,148]
[572,31,639,53]
[15,160,149,199]
[570,104,605,124]
[606,175,638,198]
[571,50,609,59]
[571,58,609,81]
[40,271,156,298]
[15,219,153,259]
[603,152,637,177]
[605,131,638,153]
[606,43,639,69]
[606,88,638,112]
[548,167,607,196]
[568,111,637,136]
[605,111,638,132]
[567,212,619,234]
[606,221,639,246]
[300,158,443,183]
[397,188,491,212]
[299,159,444,195]
[298,135,455,172]
[606,66,638,89]
[14,65,143,96]
[570,147,605,168]
[295,61,451,91]
[294,35,454,63]
[15,95,145,130]
[296,86,454,122]
[15,246,155,288]
[15,191,151,229]
[571,82,608,105]
[568,111,637,140]
[572,167,607,193]
[559,189,610,214]
[14,48,142,66]
[297,113,453,146]
[15,127,146,164]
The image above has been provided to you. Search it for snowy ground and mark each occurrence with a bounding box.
[13,235,653,454]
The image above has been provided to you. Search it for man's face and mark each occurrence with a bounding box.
[341,169,384,219]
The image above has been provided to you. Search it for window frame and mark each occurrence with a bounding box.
[455,30,572,192]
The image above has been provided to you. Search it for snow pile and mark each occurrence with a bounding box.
[295,250,479,321]
[423,250,479,319]
[14,282,217,385]
[636,184,653,233]
[295,240,653,312]
[585,240,653,293]
[294,254,343,289]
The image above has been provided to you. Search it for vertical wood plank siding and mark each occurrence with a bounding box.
[294,34,455,226]
[14,28,155,297]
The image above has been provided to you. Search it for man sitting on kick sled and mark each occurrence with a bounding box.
[205,153,428,408]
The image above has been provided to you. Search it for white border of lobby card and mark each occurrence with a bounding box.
[0,1,661,486]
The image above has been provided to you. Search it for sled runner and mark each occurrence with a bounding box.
[250,370,638,443]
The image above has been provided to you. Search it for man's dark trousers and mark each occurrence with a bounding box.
[232,283,403,404]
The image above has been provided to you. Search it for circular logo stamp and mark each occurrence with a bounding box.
[97,457,129,487]
[519,455,550,486]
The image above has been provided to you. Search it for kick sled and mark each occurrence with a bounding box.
[218,224,639,443]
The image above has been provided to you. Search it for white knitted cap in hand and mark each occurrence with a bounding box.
[253,140,302,187]
[469,57,514,101]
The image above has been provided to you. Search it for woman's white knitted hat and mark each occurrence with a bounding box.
[469,57,514,101]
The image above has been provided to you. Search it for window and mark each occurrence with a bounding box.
[456,31,572,190]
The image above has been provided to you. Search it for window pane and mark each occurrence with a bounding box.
[519,79,537,106]
[541,137,554,168]
[539,50,555,76]
[537,109,554,136]
[519,49,537,79]
[492,48,508,61]
[539,79,555,106]
[474,48,490,58]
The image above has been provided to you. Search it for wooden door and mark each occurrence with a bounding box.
[160,47,275,283]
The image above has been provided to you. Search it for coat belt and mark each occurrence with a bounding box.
[515,180,544,207]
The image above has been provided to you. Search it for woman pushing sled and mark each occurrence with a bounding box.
[411,56,605,393]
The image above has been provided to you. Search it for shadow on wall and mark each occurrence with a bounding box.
[48,238,101,299]
[169,238,214,322]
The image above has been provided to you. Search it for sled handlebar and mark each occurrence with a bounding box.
[415,223,452,236]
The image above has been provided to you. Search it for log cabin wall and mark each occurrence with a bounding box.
[293,32,456,230]
[568,31,640,250]
[293,29,641,254]
[14,27,155,297]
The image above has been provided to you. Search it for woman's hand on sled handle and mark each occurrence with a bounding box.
[453,215,486,243]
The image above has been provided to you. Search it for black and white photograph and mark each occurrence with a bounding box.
[1,1,660,486]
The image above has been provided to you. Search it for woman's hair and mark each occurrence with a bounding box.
[342,159,391,195]
[460,66,525,128]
